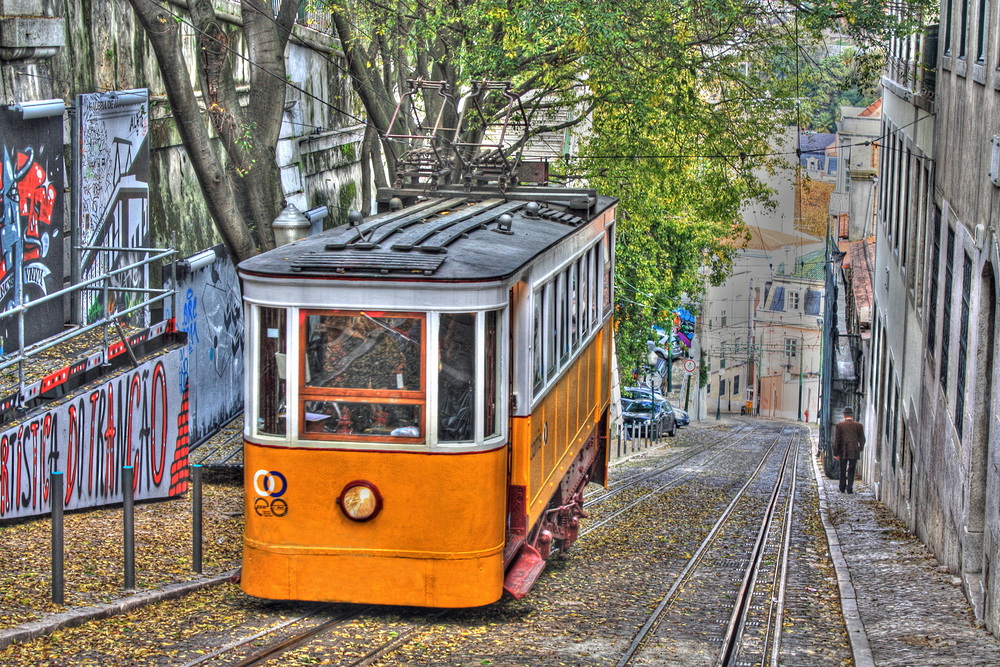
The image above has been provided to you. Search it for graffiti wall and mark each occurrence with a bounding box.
[0,350,190,520]
[0,109,64,354]
[76,90,150,326]
[165,246,244,445]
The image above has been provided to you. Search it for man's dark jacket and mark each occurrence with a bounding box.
[833,419,866,460]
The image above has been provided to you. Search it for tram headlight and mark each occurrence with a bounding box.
[337,481,383,521]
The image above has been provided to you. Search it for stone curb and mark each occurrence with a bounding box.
[0,570,237,650]
[808,433,875,667]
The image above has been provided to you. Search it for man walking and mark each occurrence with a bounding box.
[833,405,865,494]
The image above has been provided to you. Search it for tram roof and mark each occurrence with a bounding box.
[239,190,617,282]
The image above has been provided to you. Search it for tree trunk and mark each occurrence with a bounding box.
[128,0,260,263]
[188,0,294,252]
[330,9,398,180]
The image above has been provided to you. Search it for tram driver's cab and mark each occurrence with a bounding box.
[251,305,505,450]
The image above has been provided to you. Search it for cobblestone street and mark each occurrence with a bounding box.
[1,419,998,665]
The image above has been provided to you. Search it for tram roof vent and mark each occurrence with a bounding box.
[290,250,446,276]
[538,207,583,226]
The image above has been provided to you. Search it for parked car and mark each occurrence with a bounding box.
[670,403,690,427]
[621,397,677,438]
[622,386,666,403]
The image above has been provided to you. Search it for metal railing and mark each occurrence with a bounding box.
[613,421,662,459]
[0,246,176,407]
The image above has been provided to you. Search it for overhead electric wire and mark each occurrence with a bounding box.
[130,0,932,174]
[135,0,368,126]
[239,0,404,115]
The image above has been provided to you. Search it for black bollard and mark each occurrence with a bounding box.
[192,465,203,573]
[51,472,64,605]
[123,466,135,590]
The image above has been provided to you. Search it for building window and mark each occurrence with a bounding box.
[959,0,969,58]
[901,149,912,271]
[718,378,725,395]
[944,0,954,53]
[927,207,942,353]
[976,0,988,61]
[788,291,800,310]
[891,379,900,470]
[893,135,902,252]
[957,253,972,438]
[732,375,740,396]
[721,309,727,327]
[940,227,956,388]
[884,359,895,447]
[785,338,798,358]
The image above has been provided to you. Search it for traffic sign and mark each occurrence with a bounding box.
[683,359,697,374]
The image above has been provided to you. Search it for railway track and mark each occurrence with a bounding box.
[580,421,767,539]
[611,424,806,666]
[187,420,810,667]
[177,603,453,666]
[587,421,759,507]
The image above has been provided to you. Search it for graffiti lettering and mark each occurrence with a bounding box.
[0,353,186,519]
[19,160,56,243]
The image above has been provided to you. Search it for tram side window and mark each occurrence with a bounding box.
[546,281,558,378]
[533,244,603,397]
[603,224,614,314]
[569,261,579,348]
[485,310,500,438]
[300,311,424,440]
[580,254,590,337]
[439,313,475,442]
[532,292,544,392]
[257,307,287,436]
[590,244,600,326]
[559,273,569,362]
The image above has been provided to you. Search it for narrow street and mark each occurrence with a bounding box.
[2,418,996,666]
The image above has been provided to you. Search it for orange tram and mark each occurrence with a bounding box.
[238,187,617,607]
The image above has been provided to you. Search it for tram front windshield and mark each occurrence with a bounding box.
[254,308,500,446]
[300,311,425,440]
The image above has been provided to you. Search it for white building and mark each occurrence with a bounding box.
[701,128,825,420]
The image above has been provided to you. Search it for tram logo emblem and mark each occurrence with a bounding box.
[253,470,287,498]
[253,470,289,517]
[253,496,288,518]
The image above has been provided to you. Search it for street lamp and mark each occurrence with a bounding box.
[646,341,669,391]
[647,341,670,436]
[716,379,722,420]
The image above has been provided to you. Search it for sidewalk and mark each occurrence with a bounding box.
[812,448,1000,665]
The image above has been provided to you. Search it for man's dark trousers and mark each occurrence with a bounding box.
[840,458,858,493]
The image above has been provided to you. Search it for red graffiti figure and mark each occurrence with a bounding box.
[17,157,56,264]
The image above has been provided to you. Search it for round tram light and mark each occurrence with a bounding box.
[337,481,383,521]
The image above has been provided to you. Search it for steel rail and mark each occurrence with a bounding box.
[581,422,775,539]
[180,594,449,667]
[715,431,799,666]
[342,610,451,667]
[231,606,373,666]
[587,422,758,506]
[176,604,365,667]
[768,430,800,666]
[615,426,796,667]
